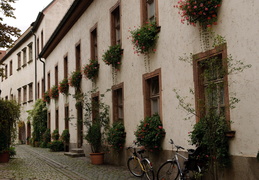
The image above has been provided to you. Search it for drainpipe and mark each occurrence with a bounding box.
[31,30,37,100]
[39,57,45,93]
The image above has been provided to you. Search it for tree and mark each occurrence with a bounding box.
[0,0,21,48]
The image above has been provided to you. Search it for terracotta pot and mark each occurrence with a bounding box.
[89,152,104,165]
[0,152,10,163]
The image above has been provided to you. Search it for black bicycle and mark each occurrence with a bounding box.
[127,143,154,180]
[157,139,202,180]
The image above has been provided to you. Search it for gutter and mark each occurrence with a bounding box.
[30,30,38,100]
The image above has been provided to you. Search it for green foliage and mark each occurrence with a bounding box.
[51,129,60,141]
[50,85,59,99]
[69,70,82,89]
[41,129,51,148]
[135,114,166,152]
[61,129,70,143]
[83,59,99,81]
[8,146,16,158]
[102,44,123,70]
[174,0,222,27]
[0,100,20,152]
[107,122,126,152]
[27,99,47,143]
[130,21,159,55]
[190,114,231,168]
[82,89,110,153]
[58,78,69,95]
[48,140,64,152]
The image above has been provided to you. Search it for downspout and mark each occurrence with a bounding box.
[39,57,45,93]
[31,30,37,100]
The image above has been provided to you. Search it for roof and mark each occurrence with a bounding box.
[39,0,94,59]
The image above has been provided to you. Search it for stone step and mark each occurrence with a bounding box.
[70,148,84,154]
[64,151,85,158]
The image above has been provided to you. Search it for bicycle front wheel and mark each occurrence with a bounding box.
[127,157,144,177]
[157,161,179,180]
[142,159,154,180]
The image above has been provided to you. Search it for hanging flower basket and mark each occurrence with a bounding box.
[102,44,123,71]
[43,91,51,103]
[50,85,59,99]
[174,0,222,27]
[58,78,69,95]
[69,70,82,89]
[130,21,159,55]
[83,59,100,81]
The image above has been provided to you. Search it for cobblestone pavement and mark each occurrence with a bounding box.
[0,145,149,180]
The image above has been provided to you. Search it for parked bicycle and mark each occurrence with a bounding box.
[157,139,202,180]
[127,143,154,180]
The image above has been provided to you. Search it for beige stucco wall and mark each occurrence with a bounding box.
[42,0,259,161]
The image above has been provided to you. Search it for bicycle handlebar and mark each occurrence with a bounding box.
[170,139,184,150]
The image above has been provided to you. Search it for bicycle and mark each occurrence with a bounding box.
[157,139,202,180]
[127,143,155,180]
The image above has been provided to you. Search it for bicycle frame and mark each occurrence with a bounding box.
[174,151,188,178]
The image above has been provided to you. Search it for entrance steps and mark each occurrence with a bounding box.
[64,148,85,157]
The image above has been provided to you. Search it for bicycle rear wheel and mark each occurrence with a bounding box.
[142,159,154,180]
[157,161,179,180]
[127,157,144,177]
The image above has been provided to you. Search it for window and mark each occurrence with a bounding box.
[75,43,81,71]
[64,55,68,79]
[112,83,124,122]
[110,2,121,45]
[17,52,21,70]
[90,25,98,60]
[23,85,27,103]
[5,64,7,79]
[37,38,39,57]
[10,60,12,76]
[143,68,161,117]
[92,93,99,122]
[28,83,33,102]
[41,30,44,51]
[37,82,40,99]
[141,0,158,24]
[28,43,33,62]
[55,65,58,86]
[22,48,27,66]
[41,78,45,98]
[193,44,230,122]
[65,105,69,130]
[47,72,50,91]
[18,88,21,104]
[55,108,59,130]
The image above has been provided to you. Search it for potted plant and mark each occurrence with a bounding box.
[83,59,99,81]
[102,44,123,71]
[69,70,82,89]
[50,85,59,99]
[61,129,70,152]
[43,91,50,103]
[130,21,159,55]
[107,121,126,152]
[174,0,222,27]
[83,89,110,165]
[135,113,166,152]
[58,78,69,95]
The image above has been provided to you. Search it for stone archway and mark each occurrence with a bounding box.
[18,121,26,144]
[26,121,31,145]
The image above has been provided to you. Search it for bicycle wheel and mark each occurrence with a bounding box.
[184,166,202,180]
[127,157,144,177]
[142,159,154,180]
[157,161,179,180]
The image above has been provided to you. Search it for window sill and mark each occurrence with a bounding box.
[28,100,33,103]
[28,60,33,64]
[17,67,21,71]
[22,64,27,68]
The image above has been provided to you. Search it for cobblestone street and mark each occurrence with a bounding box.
[0,145,143,180]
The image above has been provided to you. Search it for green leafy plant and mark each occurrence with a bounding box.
[8,146,16,158]
[27,99,47,147]
[130,21,159,55]
[50,85,59,99]
[51,129,60,141]
[40,128,51,148]
[107,122,126,152]
[43,91,50,103]
[58,78,69,95]
[83,89,110,153]
[48,140,64,152]
[102,44,123,70]
[174,0,222,27]
[61,129,70,144]
[83,59,99,81]
[135,113,166,152]
[69,70,82,89]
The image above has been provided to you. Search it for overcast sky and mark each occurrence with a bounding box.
[3,0,53,34]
